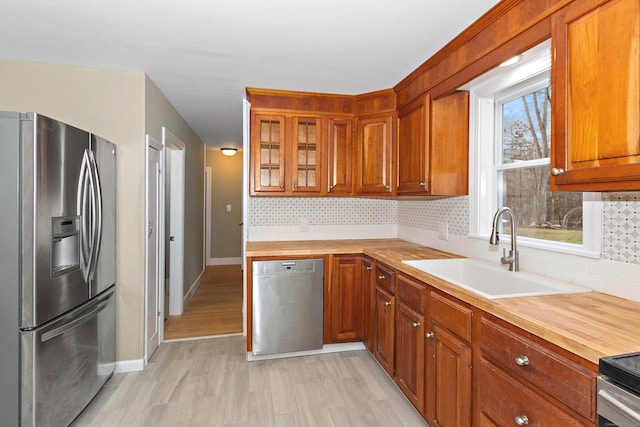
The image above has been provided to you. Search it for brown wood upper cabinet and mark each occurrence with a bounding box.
[327,117,354,195]
[397,91,469,195]
[397,95,430,194]
[251,113,324,195]
[551,0,640,191]
[252,113,287,193]
[357,113,395,195]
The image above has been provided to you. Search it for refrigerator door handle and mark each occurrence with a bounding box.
[40,297,110,342]
[77,150,91,282]
[87,150,102,280]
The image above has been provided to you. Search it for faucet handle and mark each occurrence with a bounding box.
[501,248,512,265]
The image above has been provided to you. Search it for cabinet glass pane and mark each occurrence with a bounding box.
[258,119,282,188]
[298,169,316,187]
[296,119,318,188]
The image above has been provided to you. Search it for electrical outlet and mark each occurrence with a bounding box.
[438,223,449,240]
[226,204,232,212]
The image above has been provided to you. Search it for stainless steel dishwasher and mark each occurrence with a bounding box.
[252,259,324,356]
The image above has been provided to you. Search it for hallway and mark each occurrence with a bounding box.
[164,264,243,340]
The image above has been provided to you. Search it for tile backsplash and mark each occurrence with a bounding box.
[248,197,398,226]
[397,197,469,235]
[248,193,640,265]
[602,192,640,265]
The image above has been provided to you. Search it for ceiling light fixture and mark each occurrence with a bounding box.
[499,55,521,67]
[221,147,238,156]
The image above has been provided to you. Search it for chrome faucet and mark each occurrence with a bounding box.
[489,207,519,272]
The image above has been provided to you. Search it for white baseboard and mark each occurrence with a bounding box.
[246,342,366,361]
[207,257,242,266]
[114,358,144,373]
[184,269,204,304]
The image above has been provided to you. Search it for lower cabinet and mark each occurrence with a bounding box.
[395,274,427,412]
[479,315,597,426]
[326,254,362,343]
[373,263,396,375]
[396,301,425,412]
[425,291,473,427]
[425,324,472,427]
[374,286,395,376]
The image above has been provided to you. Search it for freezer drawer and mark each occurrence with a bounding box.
[252,259,324,356]
[20,287,116,427]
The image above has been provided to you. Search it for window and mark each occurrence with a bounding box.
[466,40,601,257]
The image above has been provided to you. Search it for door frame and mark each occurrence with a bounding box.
[163,127,185,317]
[145,134,164,363]
[205,166,212,264]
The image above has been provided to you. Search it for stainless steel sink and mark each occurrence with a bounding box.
[402,258,589,299]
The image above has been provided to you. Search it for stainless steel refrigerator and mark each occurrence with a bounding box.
[0,112,117,426]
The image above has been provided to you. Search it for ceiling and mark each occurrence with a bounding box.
[0,0,500,148]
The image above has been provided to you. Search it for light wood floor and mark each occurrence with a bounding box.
[72,335,427,427]
[164,265,243,340]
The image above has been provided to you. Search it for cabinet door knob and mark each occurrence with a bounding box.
[425,331,435,339]
[378,275,385,280]
[384,301,392,306]
[551,168,564,176]
[514,415,529,425]
[412,322,420,328]
[365,266,372,271]
[385,185,391,190]
[515,355,530,366]
[279,184,284,189]
[419,182,426,187]
[293,184,298,188]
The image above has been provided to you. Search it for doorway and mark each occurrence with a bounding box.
[163,146,244,341]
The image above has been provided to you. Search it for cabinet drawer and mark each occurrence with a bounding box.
[480,318,596,421]
[480,359,589,426]
[375,263,396,294]
[430,291,472,342]
[397,274,426,315]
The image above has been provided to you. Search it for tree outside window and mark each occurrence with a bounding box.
[496,86,583,244]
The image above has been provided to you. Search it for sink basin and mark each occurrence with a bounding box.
[402,258,588,299]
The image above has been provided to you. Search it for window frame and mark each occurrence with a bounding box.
[466,41,602,258]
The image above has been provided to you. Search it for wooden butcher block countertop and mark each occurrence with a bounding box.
[246,239,640,365]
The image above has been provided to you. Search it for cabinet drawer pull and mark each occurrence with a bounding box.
[365,266,372,271]
[551,168,564,176]
[514,415,529,425]
[385,185,391,190]
[419,182,426,187]
[515,355,530,366]
[412,322,420,328]
[378,275,385,280]
[425,331,434,339]
[384,301,392,306]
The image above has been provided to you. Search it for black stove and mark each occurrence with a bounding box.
[598,352,640,427]
[599,352,640,394]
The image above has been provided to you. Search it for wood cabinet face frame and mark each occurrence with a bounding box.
[361,256,375,351]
